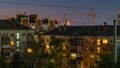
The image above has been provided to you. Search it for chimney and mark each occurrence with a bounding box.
[103,22,107,31]
[59,25,62,31]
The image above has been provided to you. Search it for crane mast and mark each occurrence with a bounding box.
[77,8,95,25]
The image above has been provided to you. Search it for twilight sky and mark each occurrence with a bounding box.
[0,0,120,26]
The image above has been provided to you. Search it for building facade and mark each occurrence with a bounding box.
[43,24,120,68]
[0,20,34,62]
[14,14,61,31]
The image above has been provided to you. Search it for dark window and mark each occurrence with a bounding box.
[11,34,14,37]
[22,33,25,36]
[90,47,94,52]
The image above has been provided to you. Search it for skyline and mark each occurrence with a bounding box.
[0,0,120,26]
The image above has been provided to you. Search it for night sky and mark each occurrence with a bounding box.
[0,0,120,26]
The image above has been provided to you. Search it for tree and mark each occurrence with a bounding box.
[117,52,120,68]
[25,34,46,68]
[9,52,24,68]
[96,54,116,68]
[0,56,9,68]
[45,36,63,68]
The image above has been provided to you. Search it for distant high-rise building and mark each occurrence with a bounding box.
[21,18,29,26]
[118,9,120,24]
[14,14,61,30]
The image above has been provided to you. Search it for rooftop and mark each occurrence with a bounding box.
[0,20,32,30]
[44,25,120,36]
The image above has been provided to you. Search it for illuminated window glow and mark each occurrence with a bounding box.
[103,39,108,44]
[97,39,100,46]
[16,41,20,47]
[17,49,20,52]
[27,48,32,53]
[97,47,100,53]
[90,54,95,58]
[16,33,20,39]
[90,38,95,43]
[70,53,77,59]
[10,41,14,46]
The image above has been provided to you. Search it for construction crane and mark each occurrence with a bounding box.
[77,8,95,25]
[63,13,71,26]
[63,13,78,26]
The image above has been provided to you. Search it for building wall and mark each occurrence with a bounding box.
[43,35,114,68]
[0,30,34,58]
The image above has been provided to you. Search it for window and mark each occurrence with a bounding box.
[11,33,14,37]
[97,39,100,46]
[90,38,95,44]
[70,53,77,59]
[16,41,20,47]
[97,47,100,53]
[103,47,108,52]
[90,54,95,58]
[90,47,94,52]
[103,39,108,44]
[22,33,25,36]
[16,49,20,52]
[16,33,20,39]
[97,55,100,61]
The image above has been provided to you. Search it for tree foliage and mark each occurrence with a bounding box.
[9,52,24,68]
[0,56,9,68]
[97,54,116,68]
[46,36,63,68]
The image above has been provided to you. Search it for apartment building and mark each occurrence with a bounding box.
[43,24,120,68]
[0,20,34,62]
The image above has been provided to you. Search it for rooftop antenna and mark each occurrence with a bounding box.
[23,10,27,15]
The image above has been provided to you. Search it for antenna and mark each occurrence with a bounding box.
[23,10,27,15]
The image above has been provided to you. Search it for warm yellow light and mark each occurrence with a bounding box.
[97,39,100,46]
[90,54,95,58]
[27,48,32,53]
[10,41,14,46]
[103,39,108,44]
[70,53,77,59]
[46,45,49,49]
[63,45,66,50]
[66,21,70,26]
[97,47,100,53]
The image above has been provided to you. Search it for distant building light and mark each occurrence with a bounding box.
[16,33,20,39]
[17,49,20,52]
[16,41,20,47]
[10,41,14,46]
[97,39,100,46]
[27,48,32,53]
[70,53,77,59]
[103,39,108,44]
[90,54,95,58]
[97,47,100,53]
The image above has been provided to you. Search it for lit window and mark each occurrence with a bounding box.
[103,39,108,44]
[97,47,100,53]
[27,48,32,53]
[97,39,100,46]
[16,33,20,39]
[90,54,95,58]
[16,49,20,52]
[10,41,14,46]
[90,38,95,44]
[16,41,20,47]
[70,53,77,59]
[97,55,100,61]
